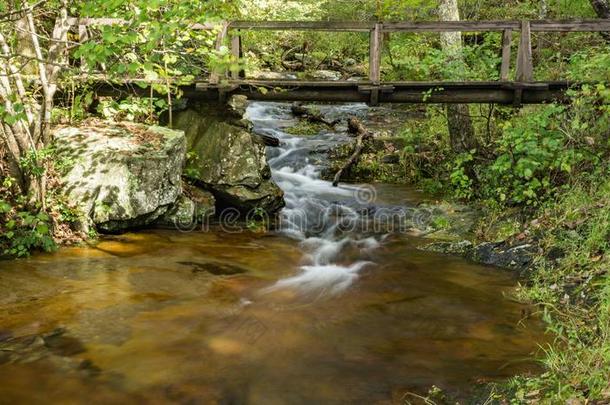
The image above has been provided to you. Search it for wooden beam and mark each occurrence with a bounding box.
[530,20,610,32]
[210,21,230,85]
[369,23,382,83]
[78,25,89,72]
[500,29,512,81]
[82,79,571,105]
[382,21,520,32]
[230,33,245,79]
[230,21,375,31]
[515,21,533,82]
[369,23,382,105]
[66,18,610,33]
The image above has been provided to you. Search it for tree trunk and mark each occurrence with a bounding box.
[0,2,69,207]
[590,0,610,42]
[438,0,476,154]
[15,17,37,75]
[591,0,610,17]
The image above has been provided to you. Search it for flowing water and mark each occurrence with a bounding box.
[0,102,545,404]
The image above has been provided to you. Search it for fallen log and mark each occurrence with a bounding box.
[332,117,372,187]
[291,103,340,127]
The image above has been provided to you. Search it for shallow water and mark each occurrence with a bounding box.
[0,102,545,403]
[0,230,544,403]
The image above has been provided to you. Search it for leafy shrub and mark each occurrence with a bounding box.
[0,198,56,258]
[482,104,588,205]
[449,151,475,200]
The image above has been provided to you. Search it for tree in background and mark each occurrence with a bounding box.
[591,0,610,17]
[438,0,476,154]
[590,0,610,41]
[0,0,70,207]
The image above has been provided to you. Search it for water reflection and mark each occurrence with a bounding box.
[0,229,545,403]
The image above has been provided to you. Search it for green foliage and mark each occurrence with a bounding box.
[97,97,161,123]
[184,150,201,179]
[19,147,55,179]
[246,207,269,232]
[0,198,56,258]
[482,105,587,205]
[385,32,502,81]
[449,151,474,200]
[73,0,239,92]
[493,174,610,402]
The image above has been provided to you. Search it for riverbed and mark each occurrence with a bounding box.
[0,102,545,403]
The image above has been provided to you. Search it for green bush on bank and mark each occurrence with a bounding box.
[0,182,55,258]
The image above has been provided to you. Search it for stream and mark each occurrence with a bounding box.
[0,102,545,404]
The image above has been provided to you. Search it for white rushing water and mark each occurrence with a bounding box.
[247,102,381,296]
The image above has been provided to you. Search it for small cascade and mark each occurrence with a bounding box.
[247,102,381,295]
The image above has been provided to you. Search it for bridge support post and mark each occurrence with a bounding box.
[515,21,533,82]
[500,29,512,81]
[231,32,245,79]
[515,21,533,107]
[78,24,89,72]
[210,21,230,85]
[368,23,383,106]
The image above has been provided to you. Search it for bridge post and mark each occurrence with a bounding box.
[230,32,245,79]
[369,23,383,105]
[515,21,533,82]
[514,21,533,107]
[210,21,230,85]
[78,24,89,72]
[500,29,512,81]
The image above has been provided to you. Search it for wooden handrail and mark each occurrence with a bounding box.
[68,17,609,104]
[67,18,610,33]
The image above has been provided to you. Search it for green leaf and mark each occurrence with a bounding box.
[36,224,50,235]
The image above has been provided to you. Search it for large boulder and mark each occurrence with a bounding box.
[172,98,284,214]
[55,123,186,232]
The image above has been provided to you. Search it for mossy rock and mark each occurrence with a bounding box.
[171,99,284,215]
[284,120,327,136]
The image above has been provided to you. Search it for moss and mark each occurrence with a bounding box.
[324,148,406,184]
[284,120,327,136]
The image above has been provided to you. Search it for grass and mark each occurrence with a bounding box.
[493,173,610,403]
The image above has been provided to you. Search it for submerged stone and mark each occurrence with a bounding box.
[178,261,247,276]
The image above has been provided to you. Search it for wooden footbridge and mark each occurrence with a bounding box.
[71,18,610,106]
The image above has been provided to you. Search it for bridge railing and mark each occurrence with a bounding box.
[67,18,610,83]
[67,18,610,105]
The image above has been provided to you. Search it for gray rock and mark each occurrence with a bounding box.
[423,240,474,255]
[250,71,298,80]
[172,100,285,214]
[421,239,536,272]
[156,187,216,229]
[471,242,536,271]
[310,70,342,81]
[55,124,186,233]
